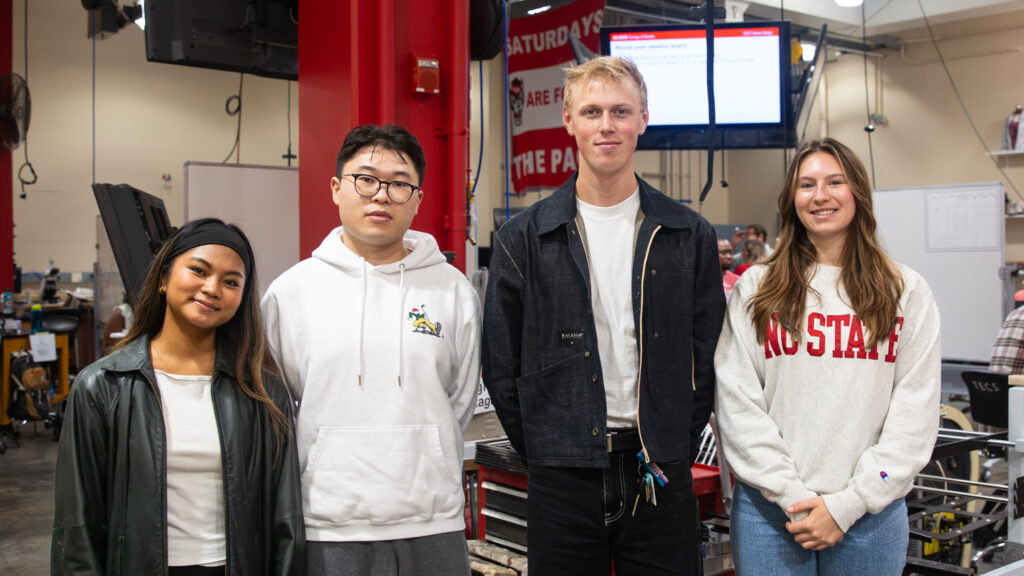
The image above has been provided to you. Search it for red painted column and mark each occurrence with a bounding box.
[1,0,13,292]
[298,0,471,270]
[445,0,470,269]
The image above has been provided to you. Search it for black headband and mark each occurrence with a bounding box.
[167,223,253,278]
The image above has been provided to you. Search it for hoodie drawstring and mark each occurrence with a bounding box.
[358,260,367,388]
[398,264,406,387]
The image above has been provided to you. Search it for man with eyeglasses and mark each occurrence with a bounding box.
[262,123,480,576]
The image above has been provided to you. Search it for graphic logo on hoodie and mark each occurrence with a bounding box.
[408,305,443,338]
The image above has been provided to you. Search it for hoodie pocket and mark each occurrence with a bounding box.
[302,425,462,526]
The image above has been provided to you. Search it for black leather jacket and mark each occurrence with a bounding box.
[51,336,305,576]
[483,173,725,468]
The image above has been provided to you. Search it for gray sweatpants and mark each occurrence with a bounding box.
[307,531,471,576]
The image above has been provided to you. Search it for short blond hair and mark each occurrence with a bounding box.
[563,56,648,113]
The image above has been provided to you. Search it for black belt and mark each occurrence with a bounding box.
[606,428,642,453]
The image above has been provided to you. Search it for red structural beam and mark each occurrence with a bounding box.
[298,0,470,271]
[1,0,13,292]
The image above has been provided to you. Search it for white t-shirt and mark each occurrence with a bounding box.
[155,370,226,567]
[577,188,641,427]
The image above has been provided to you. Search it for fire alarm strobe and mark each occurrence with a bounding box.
[410,54,440,95]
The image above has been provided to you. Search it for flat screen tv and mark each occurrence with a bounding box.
[601,21,793,149]
[144,0,298,81]
[93,183,175,302]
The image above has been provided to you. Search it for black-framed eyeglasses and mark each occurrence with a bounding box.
[343,173,420,204]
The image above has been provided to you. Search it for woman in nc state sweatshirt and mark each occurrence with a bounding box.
[261,227,481,543]
[715,139,940,576]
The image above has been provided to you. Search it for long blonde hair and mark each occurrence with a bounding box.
[747,138,903,349]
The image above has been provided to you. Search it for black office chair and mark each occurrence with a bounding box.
[41,307,81,335]
[960,370,1009,429]
[957,371,1011,568]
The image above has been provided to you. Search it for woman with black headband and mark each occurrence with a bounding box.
[52,218,305,576]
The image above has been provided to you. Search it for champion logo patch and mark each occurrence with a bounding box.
[880,471,889,482]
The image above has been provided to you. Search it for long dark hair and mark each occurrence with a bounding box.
[748,138,903,350]
[118,218,290,445]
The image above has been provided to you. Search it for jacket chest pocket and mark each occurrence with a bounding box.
[645,268,694,398]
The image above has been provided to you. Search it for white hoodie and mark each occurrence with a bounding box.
[262,227,481,542]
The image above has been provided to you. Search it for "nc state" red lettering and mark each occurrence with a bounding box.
[763,312,903,364]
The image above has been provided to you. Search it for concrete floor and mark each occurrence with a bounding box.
[0,416,1016,576]
[0,425,58,576]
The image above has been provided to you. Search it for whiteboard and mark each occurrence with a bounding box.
[184,162,300,298]
[873,182,1009,363]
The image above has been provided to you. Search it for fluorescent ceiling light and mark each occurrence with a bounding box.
[835,0,864,6]
[800,41,816,62]
[527,5,552,15]
[135,0,146,30]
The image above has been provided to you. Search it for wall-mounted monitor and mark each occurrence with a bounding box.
[144,0,298,81]
[93,183,175,302]
[601,21,793,150]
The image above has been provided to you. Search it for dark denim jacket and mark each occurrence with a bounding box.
[483,173,725,469]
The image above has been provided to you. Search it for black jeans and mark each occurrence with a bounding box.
[526,451,702,576]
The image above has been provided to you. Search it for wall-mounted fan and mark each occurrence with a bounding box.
[0,73,31,151]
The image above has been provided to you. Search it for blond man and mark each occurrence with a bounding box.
[482,57,725,575]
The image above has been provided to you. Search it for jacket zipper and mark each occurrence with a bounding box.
[210,374,231,576]
[138,369,171,576]
[636,225,661,463]
[115,377,134,576]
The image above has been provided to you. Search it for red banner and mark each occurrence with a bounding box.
[508,0,605,193]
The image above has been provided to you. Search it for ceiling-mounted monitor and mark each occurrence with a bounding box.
[144,0,298,81]
[601,21,794,150]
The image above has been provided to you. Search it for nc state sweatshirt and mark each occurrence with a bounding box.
[714,263,940,532]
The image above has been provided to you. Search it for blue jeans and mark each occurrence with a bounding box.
[526,451,701,576]
[730,481,908,576]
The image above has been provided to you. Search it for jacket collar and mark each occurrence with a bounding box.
[98,333,234,377]
[536,172,695,235]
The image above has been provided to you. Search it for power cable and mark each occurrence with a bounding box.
[17,0,36,198]
[780,0,788,186]
[861,3,877,187]
[282,80,295,166]
[698,2,716,204]
[222,74,244,164]
[914,0,1022,202]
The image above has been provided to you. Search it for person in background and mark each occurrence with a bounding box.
[483,56,724,575]
[991,306,1024,375]
[53,218,305,576]
[733,224,773,268]
[262,124,480,576]
[734,238,767,276]
[715,138,940,575]
[720,238,740,299]
[746,223,770,248]
[731,229,748,268]
[101,294,134,355]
